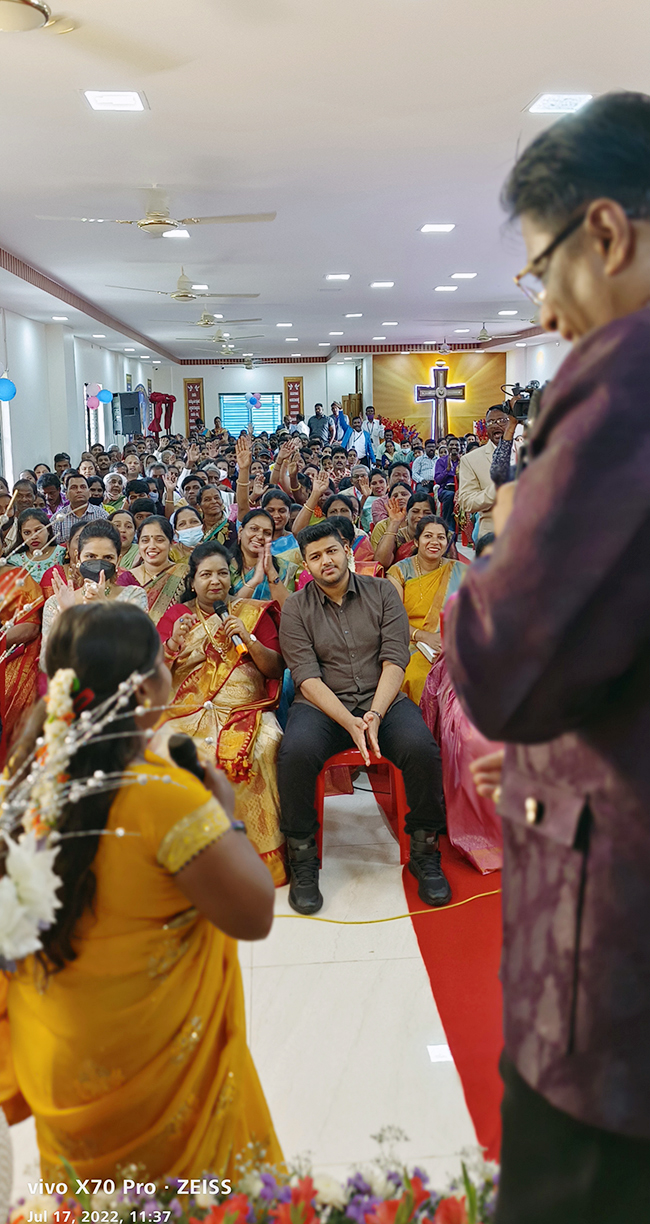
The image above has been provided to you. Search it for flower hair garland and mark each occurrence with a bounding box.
[0,666,184,969]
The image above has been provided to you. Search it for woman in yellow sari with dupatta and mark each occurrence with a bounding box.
[155,542,287,885]
[0,602,282,1177]
[387,515,465,705]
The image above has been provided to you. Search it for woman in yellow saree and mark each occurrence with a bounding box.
[0,602,281,1179]
[387,515,465,705]
[154,542,287,886]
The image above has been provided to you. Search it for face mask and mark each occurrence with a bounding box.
[89,495,104,505]
[177,526,204,547]
[149,491,159,502]
[79,559,117,582]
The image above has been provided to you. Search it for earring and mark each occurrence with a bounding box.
[143,697,152,709]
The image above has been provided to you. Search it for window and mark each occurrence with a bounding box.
[219,393,282,435]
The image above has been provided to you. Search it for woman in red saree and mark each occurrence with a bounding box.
[0,566,43,765]
[154,541,287,885]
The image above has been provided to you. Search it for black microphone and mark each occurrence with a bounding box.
[213,600,248,655]
[168,733,206,783]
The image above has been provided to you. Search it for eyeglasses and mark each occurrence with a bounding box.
[486,414,511,427]
[514,211,586,306]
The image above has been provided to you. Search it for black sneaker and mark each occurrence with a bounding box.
[408,830,452,907]
[286,836,323,915]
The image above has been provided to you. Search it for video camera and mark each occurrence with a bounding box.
[501,381,542,421]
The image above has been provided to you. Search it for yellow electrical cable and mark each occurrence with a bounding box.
[275,887,501,924]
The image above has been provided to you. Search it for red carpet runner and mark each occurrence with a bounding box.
[401,839,503,1160]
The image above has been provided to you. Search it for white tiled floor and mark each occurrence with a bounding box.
[10,777,480,1199]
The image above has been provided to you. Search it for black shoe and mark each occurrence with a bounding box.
[408,830,452,907]
[286,835,323,915]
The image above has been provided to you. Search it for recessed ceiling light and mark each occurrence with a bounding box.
[326,273,350,281]
[498,310,518,316]
[373,336,387,341]
[276,322,292,328]
[318,342,330,346]
[152,359,161,363]
[382,322,398,326]
[370,281,394,288]
[345,313,363,318]
[329,331,343,336]
[222,333,230,338]
[420,224,455,233]
[242,353,253,357]
[515,342,527,347]
[191,284,209,291]
[528,93,592,114]
[291,353,301,357]
[92,334,106,338]
[454,328,470,333]
[213,314,223,320]
[400,350,410,355]
[434,286,458,292]
[140,355,150,359]
[228,344,235,348]
[163,229,190,239]
[451,273,477,279]
[344,357,352,361]
[52,315,68,320]
[336,361,344,364]
[84,90,146,112]
[124,347,135,352]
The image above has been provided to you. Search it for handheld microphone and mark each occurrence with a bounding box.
[213,600,248,655]
[168,733,206,783]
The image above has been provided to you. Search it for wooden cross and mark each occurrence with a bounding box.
[414,362,466,439]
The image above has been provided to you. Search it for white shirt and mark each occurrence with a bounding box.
[350,429,369,459]
[290,421,309,438]
[364,419,384,448]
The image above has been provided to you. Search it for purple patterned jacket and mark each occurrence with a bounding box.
[445,306,650,1139]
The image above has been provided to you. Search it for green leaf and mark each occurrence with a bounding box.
[460,1164,477,1224]
[58,1157,90,1212]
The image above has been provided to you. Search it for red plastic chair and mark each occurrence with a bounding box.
[314,749,410,864]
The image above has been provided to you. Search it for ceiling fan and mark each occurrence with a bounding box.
[0,0,186,72]
[165,312,263,328]
[175,329,265,345]
[39,188,275,238]
[107,269,259,301]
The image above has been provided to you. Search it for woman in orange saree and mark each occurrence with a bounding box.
[0,565,43,765]
[0,602,282,1178]
[155,542,287,886]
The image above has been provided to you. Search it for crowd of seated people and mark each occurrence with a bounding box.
[0,406,506,909]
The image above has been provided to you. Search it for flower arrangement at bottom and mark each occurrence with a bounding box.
[9,1136,499,1224]
[378,418,419,448]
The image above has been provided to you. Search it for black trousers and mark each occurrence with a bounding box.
[277,696,445,839]
[495,1055,650,1223]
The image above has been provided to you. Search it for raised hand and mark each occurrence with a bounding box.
[276,440,293,465]
[235,434,251,472]
[52,568,77,611]
[82,570,107,603]
[386,496,407,523]
[186,442,200,467]
[262,541,278,581]
[357,473,371,498]
[312,468,331,499]
[251,474,266,500]
[163,471,178,493]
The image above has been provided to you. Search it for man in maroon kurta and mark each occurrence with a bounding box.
[446,91,650,1222]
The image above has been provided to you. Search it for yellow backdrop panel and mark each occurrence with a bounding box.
[372,352,506,438]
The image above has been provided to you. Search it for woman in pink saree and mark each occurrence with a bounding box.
[419,587,503,874]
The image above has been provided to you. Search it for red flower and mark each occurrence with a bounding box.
[365,1200,401,1224]
[432,1197,468,1224]
[270,1179,318,1224]
[409,1177,430,1211]
[194,1196,250,1224]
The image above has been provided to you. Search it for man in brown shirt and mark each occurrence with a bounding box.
[278,520,449,914]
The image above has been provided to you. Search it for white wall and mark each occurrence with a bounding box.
[169,359,360,432]
[505,337,572,388]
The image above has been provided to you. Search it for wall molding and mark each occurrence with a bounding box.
[0,244,178,363]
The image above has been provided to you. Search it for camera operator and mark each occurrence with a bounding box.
[445,91,650,1223]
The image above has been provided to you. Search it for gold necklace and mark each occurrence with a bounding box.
[142,560,173,584]
[196,603,230,660]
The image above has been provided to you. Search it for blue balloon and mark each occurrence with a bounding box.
[97,388,113,403]
[0,377,16,401]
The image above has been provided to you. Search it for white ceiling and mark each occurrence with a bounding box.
[0,0,646,362]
